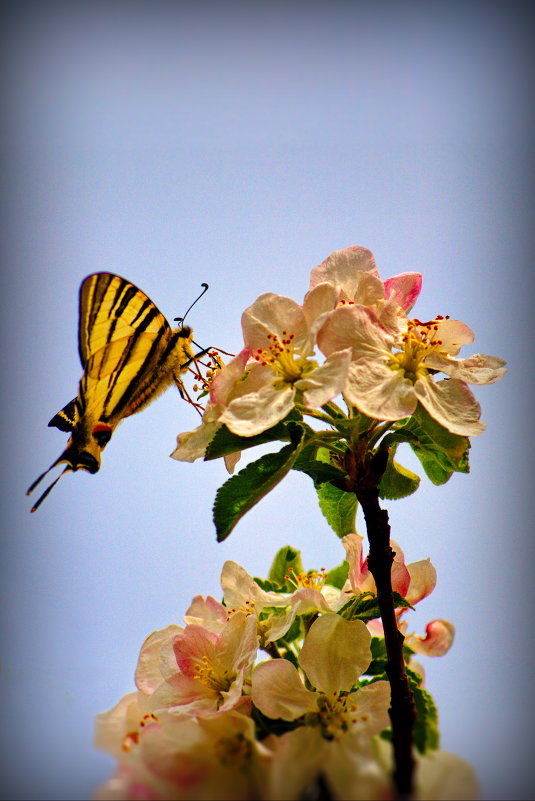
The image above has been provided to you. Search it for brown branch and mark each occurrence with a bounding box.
[358,483,416,799]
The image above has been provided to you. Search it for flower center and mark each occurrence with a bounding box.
[121,713,158,752]
[389,316,449,383]
[214,732,252,768]
[253,330,317,385]
[316,692,366,741]
[285,567,328,590]
[192,654,233,693]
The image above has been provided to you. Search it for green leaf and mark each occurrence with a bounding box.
[407,667,440,753]
[378,450,421,500]
[293,457,347,485]
[325,560,349,589]
[316,482,358,538]
[213,428,305,542]
[339,591,413,623]
[364,637,388,676]
[401,405,470,485]
[205,410,305,460]
[268,546,303,589]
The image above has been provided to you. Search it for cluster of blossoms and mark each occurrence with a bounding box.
[94,246,505,799]
[172,245,506,466]
[95,539,476,800]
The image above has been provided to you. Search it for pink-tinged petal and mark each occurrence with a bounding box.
[302,282,339,327]
[299,614,371,695]
[425,352,507,385]
[406,619,455,657]
[310,245,379,290]
[317,305,394,359]
[251,659,318,720]
[423,318,474,355]
[297,349,352,407]
[383,272,422,312]
[173,625,218,676]
[344,360,417,421]
[135,625,183,695]
[219,378,295,436]
[209,349,250,404]
[405,559,437,605]
[242,293,311,353]
[183,596,227,631]
[414,377,485,436]
[390,542,411,598]
[343,533,374,593]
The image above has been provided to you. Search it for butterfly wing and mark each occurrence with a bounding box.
[28,273,194,511]
[77,273,195,423]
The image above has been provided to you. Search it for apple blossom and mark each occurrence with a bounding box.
[170,349,250,470]
[252,614,390,743]
[317,306,506,435]
[135,611,258,717]
[95,707,272,801]
[309,245,422,335]
[217,292,352,436]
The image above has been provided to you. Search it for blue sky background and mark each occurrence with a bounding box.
[2,2,533,799]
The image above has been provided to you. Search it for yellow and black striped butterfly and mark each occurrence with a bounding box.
[28,272,205,512]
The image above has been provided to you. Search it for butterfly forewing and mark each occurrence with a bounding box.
[78,273,170,367]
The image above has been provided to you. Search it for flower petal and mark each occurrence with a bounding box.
[405,559,437,606]
[425,352,507,385]
[297,348,352,407]
[317,305,395,360]
[309,246,379,292]
[136,625,183,694]
[299,614,371,695]
[406,619,455,657]
[344,360,417,420]
[383,272,422,312]
[242,293,311,353]
[221,560,292,610]
[251,659,317,720]
[414,377,485,435]
[219,377,295,436]
[209,349,250,404]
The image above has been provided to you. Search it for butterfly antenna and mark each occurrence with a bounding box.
[28,466,72,513]
[174,283,209,326]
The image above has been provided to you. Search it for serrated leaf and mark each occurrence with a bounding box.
[407,667,440,753]
[213,430,305,541]
[316,482,358,538]
[378,453,420,500]
[268,546,303,588]
[205,410,305,460]
[402,404,470,485]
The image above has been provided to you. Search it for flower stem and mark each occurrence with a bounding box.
[358,484,416,799]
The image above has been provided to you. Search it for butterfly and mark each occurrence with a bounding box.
[28,272,207,512]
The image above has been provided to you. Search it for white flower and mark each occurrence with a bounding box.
[318,307,506,435]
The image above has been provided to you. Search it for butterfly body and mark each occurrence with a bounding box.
[28,272,195,511]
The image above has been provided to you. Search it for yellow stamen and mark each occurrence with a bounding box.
[253,329,317,385]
